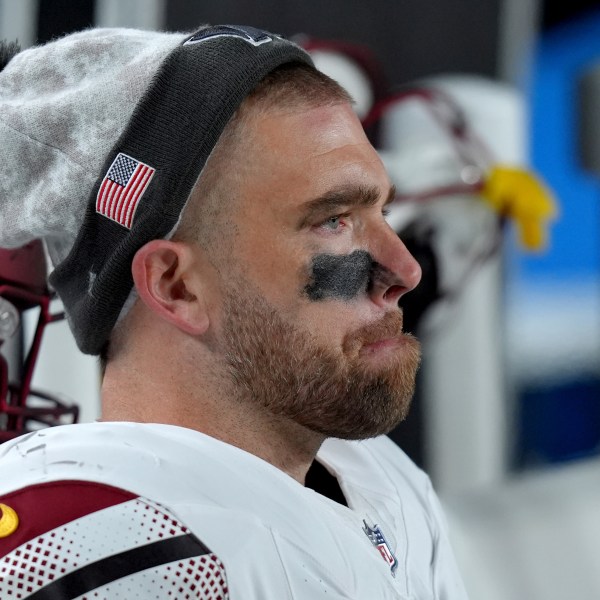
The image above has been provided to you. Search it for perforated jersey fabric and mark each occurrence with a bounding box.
[0,484,227,599]
[0,423,468,599]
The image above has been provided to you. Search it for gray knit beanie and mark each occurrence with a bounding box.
[0,25,312,354]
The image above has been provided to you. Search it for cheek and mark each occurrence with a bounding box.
[236,231,297,279]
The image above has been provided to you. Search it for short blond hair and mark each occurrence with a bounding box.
[175,62,352,247]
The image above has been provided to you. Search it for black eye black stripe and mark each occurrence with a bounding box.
[304,250,394,302]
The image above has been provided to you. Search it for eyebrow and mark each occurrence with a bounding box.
[297,184,396,229]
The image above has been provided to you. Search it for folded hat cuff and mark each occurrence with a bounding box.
[50,27,312,355]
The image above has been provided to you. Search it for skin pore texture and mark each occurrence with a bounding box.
[101,99,423,485]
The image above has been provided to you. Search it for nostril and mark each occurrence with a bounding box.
[383,284,405,303]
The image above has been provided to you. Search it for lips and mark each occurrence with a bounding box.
[362,336,403,352]
[342,311,405,356]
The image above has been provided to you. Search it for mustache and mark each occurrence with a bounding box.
[342,311,406,354]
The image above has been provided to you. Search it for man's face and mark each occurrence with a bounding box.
[209,101,422,439]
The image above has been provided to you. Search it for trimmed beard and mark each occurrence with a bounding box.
[221,279,421,440]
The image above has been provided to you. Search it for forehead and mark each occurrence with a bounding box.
[237,102,390,213]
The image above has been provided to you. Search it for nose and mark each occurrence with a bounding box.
[368,224,422,308]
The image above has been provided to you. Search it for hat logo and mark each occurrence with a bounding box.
[96,153,155,229]
[184,25,274,47]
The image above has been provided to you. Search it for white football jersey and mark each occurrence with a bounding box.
[0,423,468,599]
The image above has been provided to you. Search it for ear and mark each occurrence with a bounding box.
[131,240,209,336]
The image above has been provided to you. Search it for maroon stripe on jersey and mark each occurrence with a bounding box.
[0,481,136,556]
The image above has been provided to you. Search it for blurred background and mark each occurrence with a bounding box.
[0,0,599,598]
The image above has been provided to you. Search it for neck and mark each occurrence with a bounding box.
[101,355,324,485]
[201,409,324,484]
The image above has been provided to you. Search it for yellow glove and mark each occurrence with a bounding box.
[480,165,558,251]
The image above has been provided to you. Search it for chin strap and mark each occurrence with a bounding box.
[480,165,559,252]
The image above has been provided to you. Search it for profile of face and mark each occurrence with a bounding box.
[212,101,422,440]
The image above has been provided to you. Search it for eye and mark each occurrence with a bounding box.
[323,215,343,231]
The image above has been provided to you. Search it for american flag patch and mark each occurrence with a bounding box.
[96,153,155,228]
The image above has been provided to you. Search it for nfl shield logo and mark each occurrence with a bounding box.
[184,25,273,47]
[362,520,399,577]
